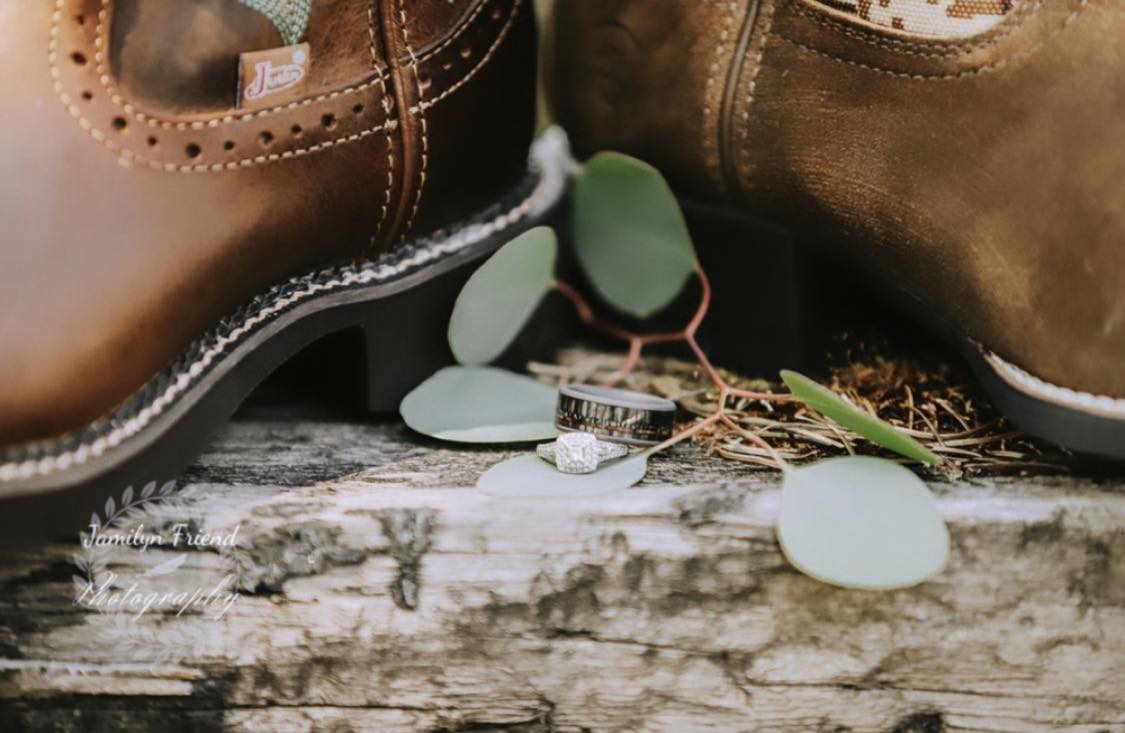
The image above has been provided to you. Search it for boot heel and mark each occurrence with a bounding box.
[683,199,806,375]
[678,199,846,376]
[362,257,580,412]
[363,229,575,413]
[683,199,909,377]
[543,197,833,376]
[362,261,468,413]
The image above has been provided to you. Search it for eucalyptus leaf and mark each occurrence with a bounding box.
[448,227,558,365]
[479,453,648,498]
[400,366,558,443]
[572,153,698,318]
[781,370,942,465]
[777,456,949,590]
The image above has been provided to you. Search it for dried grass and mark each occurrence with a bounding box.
[529,344,1070,480]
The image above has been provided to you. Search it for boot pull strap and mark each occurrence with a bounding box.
[237,0,314,46]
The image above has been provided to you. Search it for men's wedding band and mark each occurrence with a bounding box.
[556,384,676,445]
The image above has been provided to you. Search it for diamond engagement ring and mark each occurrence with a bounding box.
[536,432,629,474]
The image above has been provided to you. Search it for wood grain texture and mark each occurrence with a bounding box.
[0,418,1123,732]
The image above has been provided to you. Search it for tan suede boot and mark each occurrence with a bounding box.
[548,0,1125,459]
[0,0,567,540]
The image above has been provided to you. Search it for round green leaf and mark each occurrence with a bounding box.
[572,153,698,318]
[778,456,949,590]
[478,453,648,498]
[780,370,942,465]
[400,366,558,443]
[449,227,558,365]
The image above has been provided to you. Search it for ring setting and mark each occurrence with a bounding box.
[536,432,629,474]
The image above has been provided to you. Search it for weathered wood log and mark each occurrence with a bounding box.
[0,418,1122,732]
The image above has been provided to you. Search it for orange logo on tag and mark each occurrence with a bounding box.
[238,43,310,110]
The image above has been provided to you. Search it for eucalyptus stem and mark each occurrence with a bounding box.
[551,281,636,343]
[605,338,643,386]
[553,269,791,468]
[644,412,721,456]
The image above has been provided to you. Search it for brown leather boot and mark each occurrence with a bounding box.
[0,0,567,538]
[547,0,1125,459]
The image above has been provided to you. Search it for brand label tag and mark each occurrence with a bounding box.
[237,43,310,110]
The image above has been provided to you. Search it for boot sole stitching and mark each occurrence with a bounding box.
[983,352,1125,419]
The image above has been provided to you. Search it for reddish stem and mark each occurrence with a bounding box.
[645,412,721,455]
[727,386,793,403]
[604,338,643,387]
[687,334,724,391]
[638,332,686,346]
[685,267,711,337]
[551,281,636,342]
[552,281,683,383]
[552,270,791,463]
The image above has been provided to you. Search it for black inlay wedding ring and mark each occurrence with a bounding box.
[556,385,677,446]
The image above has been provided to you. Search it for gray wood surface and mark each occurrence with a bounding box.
[0,412,1123,732]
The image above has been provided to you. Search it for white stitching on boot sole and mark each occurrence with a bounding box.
[984,351,1125,419]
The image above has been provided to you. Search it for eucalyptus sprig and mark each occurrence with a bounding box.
[401,150,949,590]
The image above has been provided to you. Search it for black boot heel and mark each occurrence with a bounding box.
[602,198,852,378]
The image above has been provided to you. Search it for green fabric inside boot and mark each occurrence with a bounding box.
[237,0,313,45]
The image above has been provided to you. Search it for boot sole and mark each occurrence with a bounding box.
[0,131,570,544]
[683,200,1125,462]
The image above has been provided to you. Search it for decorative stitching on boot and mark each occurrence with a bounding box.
[776,0,1087,79]
[87,0,388,130]
[738,0,777,187]
[411,0,522,113]
[82,0,501,129]
[369,3,397,248]
[51,41,396,176]
[800,0,1020,40]
[417,0,491,61]
[398,0,429,240]
[49,0,516,173]
[704,1,742,187]
[789,0,1041,56]
[0,132,569,484]
[49,0,395,172]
